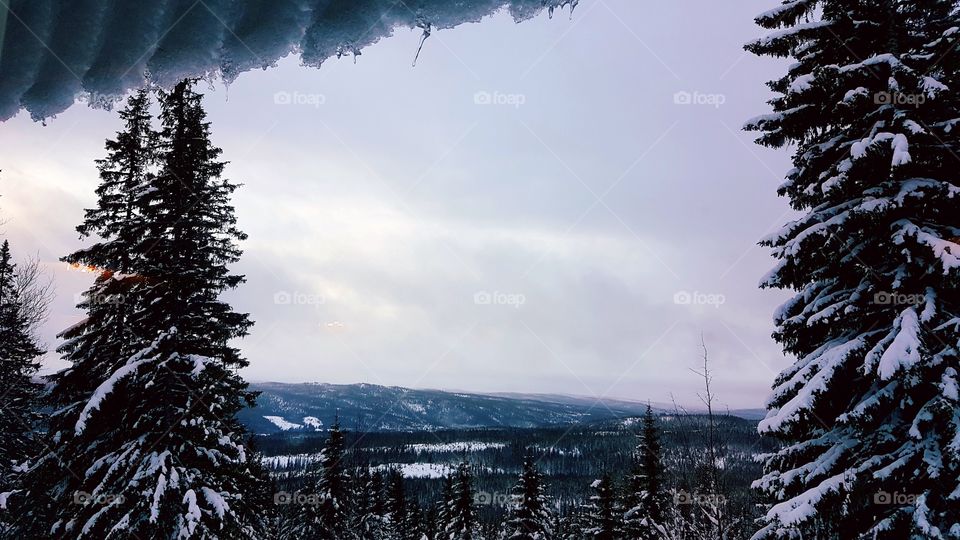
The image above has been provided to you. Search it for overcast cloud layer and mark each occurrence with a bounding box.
[0,0,794,409]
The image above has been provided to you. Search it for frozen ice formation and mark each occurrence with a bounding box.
[0,0,577,121]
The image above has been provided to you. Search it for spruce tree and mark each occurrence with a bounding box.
[444,462,480,540]
[305,418,352,538]
[502,455,553,540]
[0,240,43,517]
[581,473,621,540]
[436,474,455,536]
[385,469,411,540]
[623,405,668,539]
[12,82,267,538]
[747,1,960,538]
[5,90,158,537]
[354,467,388,539]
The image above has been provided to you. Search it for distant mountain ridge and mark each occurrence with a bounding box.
[239,382,765,434]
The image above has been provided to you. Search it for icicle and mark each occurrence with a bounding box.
[413,21,431,67]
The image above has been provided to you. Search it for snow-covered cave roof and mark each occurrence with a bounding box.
[0,0,577,121]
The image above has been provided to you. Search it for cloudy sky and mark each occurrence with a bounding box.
[0,0,796,409]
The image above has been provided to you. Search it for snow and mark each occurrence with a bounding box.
[922,76,948,96]
[263,415,302,431]
[788,73,814,94]
[754,0,813,26]
[892,220,960,274]
[404,402,427,414]
[941,368,959,401]
[876,308,922,380]
[764,472,850,527]
[0,0,577,121]
[76,330,170,434]
[748,19,832,48]
[759,336,868,434]
[406,441,506,453]
[180,490,201,539]
[302,416,323,430]
[0,491,15,510]
[371,463,455,479]
[74,357,148,434]
[201,487,229,520]
[891,133,911,166]
[261,452,325,470]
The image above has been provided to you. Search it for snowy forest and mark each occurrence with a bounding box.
[1,0,960,539]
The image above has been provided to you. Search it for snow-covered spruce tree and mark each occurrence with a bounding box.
[0,240,44,518]
[623,405,668,539]
[105,78,268,537]
[580,473,621,540]
[3,90,159,537]
[444,462,480,540]
[436,474,456,536]
[353,467,388,539]
[305,419,353,538]
[501,455,553,540]
[746,1,960,538]
[385,469,414,540]
[25,82,264,538]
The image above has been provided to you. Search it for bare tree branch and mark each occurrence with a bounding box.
[13,253,54,342]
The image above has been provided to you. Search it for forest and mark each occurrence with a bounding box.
[1,1,960,539]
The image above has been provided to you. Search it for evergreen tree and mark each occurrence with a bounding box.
[581,473,621,540]
[10,82,267,538]
[746,1,960,538]
[444,462,480,540]
[4,90,158,537]
[436,474,456,536]
[385,469,411,539]
[502,455,553,540]
[306,418,353,538]
[354,467,388,539]
[0,240,43,519]
[623,405,668,539]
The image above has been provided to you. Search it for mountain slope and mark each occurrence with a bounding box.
[240,382,654,434]
[240,382,765,434]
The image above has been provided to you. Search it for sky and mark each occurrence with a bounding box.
[0,0,796,409]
